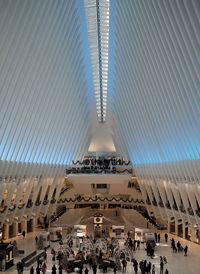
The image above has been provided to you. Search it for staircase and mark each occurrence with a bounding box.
[118,208,154,229]
[53,208,89,226]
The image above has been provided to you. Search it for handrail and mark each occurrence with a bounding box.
[60,184,73,196]
[49,208,67,223]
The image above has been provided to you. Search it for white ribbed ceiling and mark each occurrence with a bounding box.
[0,0,199,170]
[109,0,200,167]
[0,0,94,165]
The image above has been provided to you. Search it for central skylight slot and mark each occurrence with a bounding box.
[84,0,110,122]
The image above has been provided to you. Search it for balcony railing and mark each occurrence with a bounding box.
[66,167,132,175]
[57,196,144,204]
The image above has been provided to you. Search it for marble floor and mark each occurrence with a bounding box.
[5,230,200,274]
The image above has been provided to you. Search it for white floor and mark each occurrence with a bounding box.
[5,231,200,274]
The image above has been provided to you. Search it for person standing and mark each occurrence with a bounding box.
[147,262,151,274]
[165,269,169,274]
[92,263,97,274]
[152,264,156,274]
[84,267,89,274]
[184,245,188,256]
[154,232,157,243]
[36,265,40,274]
[164,233,168,242]
[35,236,38,244]
[158,234,160,243]
[113,265,117,273]
[22,231,26,238]
[52,265,57,274]
[133,259,138,273]
[30,266,34,274]
[122,259,127,273]
[17,262,21,274]
[59,265,63,274]
[137,240,140,250]
[41,262,47,273]
[19,261,24,274]
[163,256,167,264]
[171,238,175,249]
[177,241,181,252]
[44,252,47,263]
[160,260,164,274]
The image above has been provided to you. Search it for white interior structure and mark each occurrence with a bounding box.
[0,0,199,273]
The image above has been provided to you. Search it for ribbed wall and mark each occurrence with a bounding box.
[0,0,92,165]
[109,0,199,165]
[0,0,199,234]
[108,0,200,231]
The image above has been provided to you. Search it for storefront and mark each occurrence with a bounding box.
[0,243,14,271]
[111,225,125,239]
[74,225,87,238]
[49,227,62,242]
[27,219,33,233]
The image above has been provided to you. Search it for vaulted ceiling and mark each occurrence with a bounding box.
[0,0,199,175]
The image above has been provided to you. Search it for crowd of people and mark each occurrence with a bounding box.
[124,232,169,274]
[170,238,188,255]
[15,229,191,274]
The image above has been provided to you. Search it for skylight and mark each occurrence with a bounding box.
[84,0,110,122]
